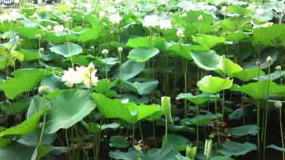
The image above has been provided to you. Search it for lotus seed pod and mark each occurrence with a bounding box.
[266,56,272,64]
[38,48,44,53]
[102,49,109,56]
[118,47,123,53]
[38,86,51,95]
[275,101,283,109]
[276,65,282,71]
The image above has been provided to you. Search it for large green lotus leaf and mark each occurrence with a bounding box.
[225,5,251,16]
[255,71,285,81]
[116,60,145,81]
[126,36,165,49]
[93,79,117,94]
[0,143,34,160]
[191,50,221,70]
[197,76,233,93]
[228,108,245,120]
[216,57,243,76]
[176,93,218,105]
[122,80,158,95]
[253,24,285,46]
[163,134,189,151]
[228,125,259,136]
[0,99,29,115]
[165,42,208,60]
[192,34,226,49]
[165,42,193,60]
[266,144,285,152]
[20,49,41,61]
[109,136,129,148]
[18,27,43,39]
[217,141,257,157]
[27,96,51,118]
[0,69,50,99]
[174,10,215,34]
[232,68,265,81]
[92,93,162,124]
[231,80,285,99]
[109,151,138,160]
[219,17,251,32]
[49,42,83,58]
[128,48,159,62]
[43,31,78,44]
[181,114,221,126]
[0,109,46,137]
[223,31,248,41]
[210,156,233,160]
[45,89,96,134]
[142,143,189,160]
[78,27,102,42]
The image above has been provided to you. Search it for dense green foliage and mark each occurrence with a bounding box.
[0,0,285,159]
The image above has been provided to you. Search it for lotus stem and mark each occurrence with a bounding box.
[279,107,285,160]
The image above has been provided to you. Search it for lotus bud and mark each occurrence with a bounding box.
[276,65,282,71]
[186,146,197,159]
[266,56,272,64]
[256,60,261,66]
[198,15,204,21]
[38,86,51,95]
[176,28,185,38]
[204,139,213,159]
[35,34,41,39]
[101,49,109,56]
[118,47,123,53]
[161,96,173,124]
[275,101,283,109]
[38,48,44,53]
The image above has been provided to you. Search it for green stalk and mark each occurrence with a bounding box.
[139,122,143,141]
[280,107,285,160]
[256,62,261,155]
[183,59,188,116]
[132,124,135,145]
[214,97,221,145]
[35,114,46,160]
[262,66,271,157]
[196,105,200,146]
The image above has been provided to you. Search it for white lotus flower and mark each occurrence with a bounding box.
[53,25,65,32]
[76,63,99,88]
[62,68,82,87]
[108,13,122,24]
[159,19,172,30]
[176,28,185,37]
[143,15,160,27]
[62,63,99,88]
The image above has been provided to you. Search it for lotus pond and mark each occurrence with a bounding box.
[0,0,285,160]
